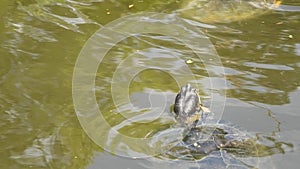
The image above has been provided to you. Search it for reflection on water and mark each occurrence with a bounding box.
[17,0,99,32]
[1,0,300,169]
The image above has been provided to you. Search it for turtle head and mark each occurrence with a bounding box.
[174,83,201,125]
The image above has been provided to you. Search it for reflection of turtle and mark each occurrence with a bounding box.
[170,84,291,167]
[179,0,281,23]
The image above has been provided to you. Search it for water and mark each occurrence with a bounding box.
[1,0,300,169]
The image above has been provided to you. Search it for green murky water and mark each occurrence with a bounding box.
[1,0,300,169]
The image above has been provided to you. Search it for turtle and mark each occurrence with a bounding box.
[173,83,211,126]
[178,0,282,23]
[163,83,290,168]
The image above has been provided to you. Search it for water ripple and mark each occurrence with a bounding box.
[17,0,100,32]
[243,62,294,71]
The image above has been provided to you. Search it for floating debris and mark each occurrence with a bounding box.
[106,9,110,15]
[186,59,193,64]
[129,4,134,9]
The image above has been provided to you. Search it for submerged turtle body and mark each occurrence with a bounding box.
[179,0,281,23]
[166,124,262,168]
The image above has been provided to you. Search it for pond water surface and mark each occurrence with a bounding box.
[1,0,300,169]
